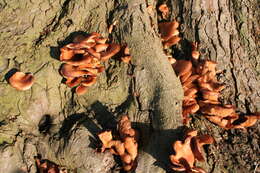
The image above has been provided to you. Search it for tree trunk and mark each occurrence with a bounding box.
[0,0,259,173]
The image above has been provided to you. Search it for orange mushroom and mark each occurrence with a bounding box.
[98,130,113,152]
[190,134,214,161]
[158,4,169,19]
[101,43,121,61]
[158,21,180,41]
[200,104,235,117]
[163,36,181,49]
[60,63,93,78]
[65,54,93,66]
[191,42,200,60]
[81,75,97,87]
[8,71,35,91]
[60,46,75,61]
[201,89,220,101]
[170,129,213,173]
[75,84,88,95]
[65,77,82,88]
[94,43,109,52]
[172,60,193,77]
[231,113,260,129]
[98,115,138,171]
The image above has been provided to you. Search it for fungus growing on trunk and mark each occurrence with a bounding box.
[159,21,181,48]
[98,115,138,171]
[169,129,214,172]
[58,32,121,95]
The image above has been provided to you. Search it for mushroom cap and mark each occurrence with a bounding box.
[200,104,235,117]
[121,154,132,164]
[124,136,138,160]
[159,21,180,41]
[75,84,88,95]
[81,75,97,87]
[65,54,93,66]
[60,46,75,61]
[170,136,195,168]
[191,135,214,162]
[172,60,193,77]
[8,71,35,90]
[201,89,220,101]
[121,56,131,64]
[233,114,260,129]
[163,36,181,48]
[94,43,109,53]
[65,77,82,88]
[60,63,92,78]
[183,98,197,107]
[100,43,121,61]
[184,87,198,98]
[98,130,113,150]
[192,51,200,60]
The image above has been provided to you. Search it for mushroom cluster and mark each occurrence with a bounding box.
[59,32,121,95]
[170,129,214,173]
[171,42,260,128]
[98,115,139,171]
[159,21,181,49]
[195,60,260,129]
[173,59,200,124]
[7,71,35,91]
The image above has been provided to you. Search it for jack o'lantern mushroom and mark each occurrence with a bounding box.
[8,71,35,91]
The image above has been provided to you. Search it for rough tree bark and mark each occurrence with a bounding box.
[0,0,259,173]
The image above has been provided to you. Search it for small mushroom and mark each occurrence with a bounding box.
[180,70,192,83]
[8,71,35,90]
[60,63,93,78]
[163,36,181,48]
[101,43,121,61]
[201,89,220,101]
[191,42,200,60]
[65,77,82,88]
[232,114,260,129]
[200,104,235,117]
[158,4,169,19]
[81,75,97,87]
[94,43,109,52]
[65,54,93,66]
[169,129,213,173]
[172,60,193,77]
[98,130,113,152]
[75,84,88,95]
[190,135,214,161]
[60,46,75,61]
[184,87,198,99]
[159,21,180,41]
